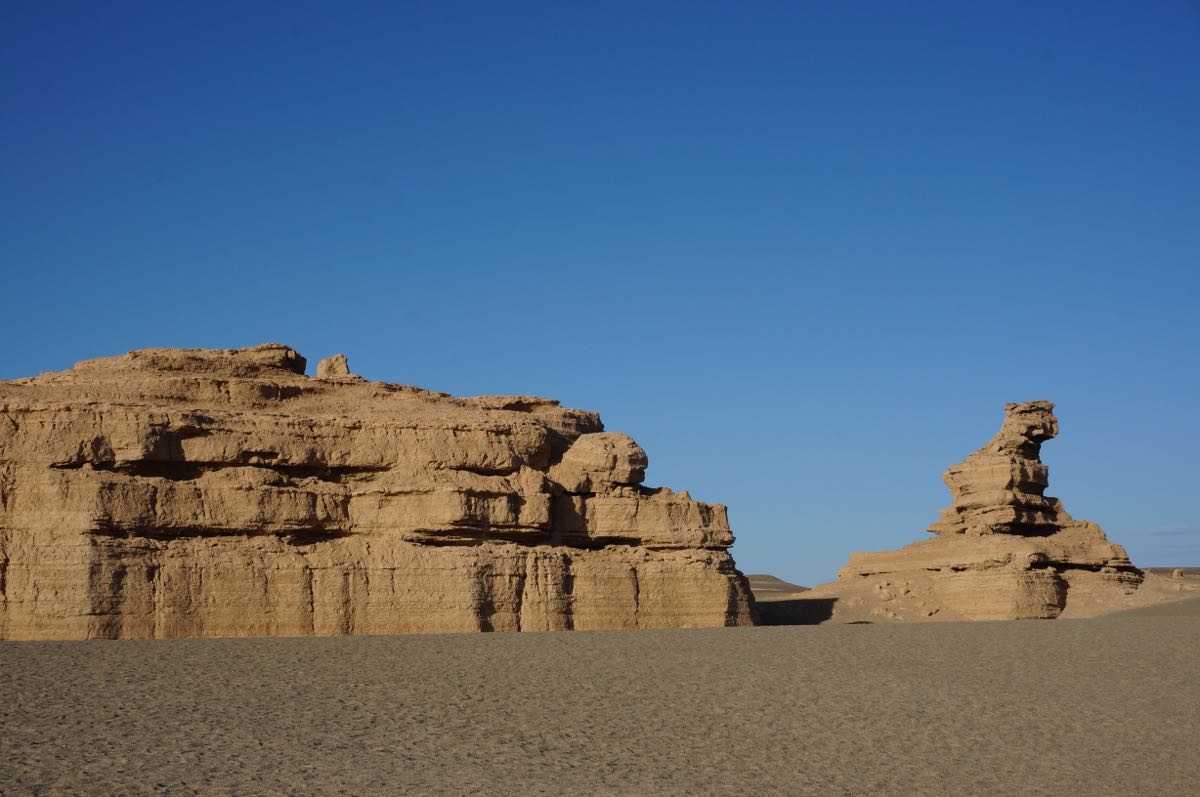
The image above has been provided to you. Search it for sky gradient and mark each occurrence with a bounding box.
[3,2,1198,585]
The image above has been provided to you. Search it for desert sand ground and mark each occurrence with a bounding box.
[3,598,1199,796]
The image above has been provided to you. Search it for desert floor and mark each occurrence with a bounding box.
[3,598,1198,796]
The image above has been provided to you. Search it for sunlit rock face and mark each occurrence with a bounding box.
[807,401,1143,621]
[0,344,756,640]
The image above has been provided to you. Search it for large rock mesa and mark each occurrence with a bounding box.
[0,344,757,639]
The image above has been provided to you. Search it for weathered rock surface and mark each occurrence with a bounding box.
[315,353,353,379]
[807,401,1148,621]
[0,344,756,639]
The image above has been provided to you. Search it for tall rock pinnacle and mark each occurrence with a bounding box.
[806,401,1144,621]
[930,400,1064,536]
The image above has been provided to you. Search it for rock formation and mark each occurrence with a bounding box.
[806,401,1144,621]
[0,344,756,640]
[316,353,353,379]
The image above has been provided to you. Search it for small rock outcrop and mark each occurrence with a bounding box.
[806,401,1144,621]
[0,344,756,640]
[316,353,353,379]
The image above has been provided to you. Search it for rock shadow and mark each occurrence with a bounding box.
[756,597,837,625]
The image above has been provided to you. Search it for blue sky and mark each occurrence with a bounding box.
[3,2,1198,584]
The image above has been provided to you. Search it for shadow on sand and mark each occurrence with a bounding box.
[756,597,837,625]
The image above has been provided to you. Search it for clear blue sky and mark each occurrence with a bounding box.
[3,2,1198,584]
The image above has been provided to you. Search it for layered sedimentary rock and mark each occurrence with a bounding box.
[807,401,1144,621]
[0,344,756,640]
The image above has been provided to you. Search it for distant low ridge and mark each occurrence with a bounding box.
[746,574,809,600]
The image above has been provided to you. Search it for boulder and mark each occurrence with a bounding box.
[316,353,352,379]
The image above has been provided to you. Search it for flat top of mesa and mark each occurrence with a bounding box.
[3,343,599,430]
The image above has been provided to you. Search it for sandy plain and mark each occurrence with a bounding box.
[2,597,1198,796]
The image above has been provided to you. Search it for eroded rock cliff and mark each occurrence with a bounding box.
[0,344,756,639]
[806,401,1145,621]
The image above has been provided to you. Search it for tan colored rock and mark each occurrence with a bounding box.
[316,353,352,379]
[0,344,756,640]
[928,400,1061,536]
[807,401,1146,621]
[548,432,647,493]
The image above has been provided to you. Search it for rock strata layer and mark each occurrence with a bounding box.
[807,401,1144,621]
[0,344,756,639]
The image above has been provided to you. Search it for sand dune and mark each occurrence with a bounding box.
[3,599,1198,796]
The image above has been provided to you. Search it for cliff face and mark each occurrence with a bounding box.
[807,401,1143,621]
[0,344,756,639]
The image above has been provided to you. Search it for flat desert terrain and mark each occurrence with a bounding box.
[3,598,1199,796]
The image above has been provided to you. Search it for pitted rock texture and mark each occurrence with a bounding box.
[807,401,1145,621]
[0,344,756,640]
